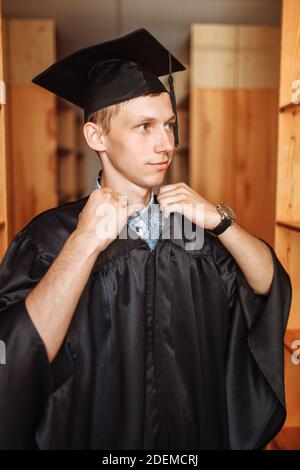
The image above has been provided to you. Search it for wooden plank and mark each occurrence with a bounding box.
[9,85,57,232]
[6,19,55,86]
[235,89,278,245]
[190,24,279,245]
[277,220,300,232]
[275,225,300,330]
[272,0,300,451]
[237,26,280,89]
[190,24,236,89]
[276,108,300,223]
[191,24,280,90]
[280,0,300,108]
[189,88,235,207]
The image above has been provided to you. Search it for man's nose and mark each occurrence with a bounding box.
[154,128,174,153]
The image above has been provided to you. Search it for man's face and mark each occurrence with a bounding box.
[101,92,176,189]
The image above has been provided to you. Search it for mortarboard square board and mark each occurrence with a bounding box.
[31,28,186,146]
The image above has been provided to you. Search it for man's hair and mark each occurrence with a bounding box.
[88,92,163,135]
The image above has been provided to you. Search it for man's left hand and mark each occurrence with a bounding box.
[157,182,222,230]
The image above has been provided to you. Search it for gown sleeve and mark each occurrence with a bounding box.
[0,229,73,449]
[210,233,292,450]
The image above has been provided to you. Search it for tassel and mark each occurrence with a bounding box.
[168,51,179,147]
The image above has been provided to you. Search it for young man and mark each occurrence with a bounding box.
[0,28,292,450]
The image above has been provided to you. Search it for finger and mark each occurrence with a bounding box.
[158,194,186,206]
[161,202,184,217]
[158,184,179,195]
[158,183,188,196]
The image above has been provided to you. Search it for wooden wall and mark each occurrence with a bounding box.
[267,0,300,450]
[190,24,280,245]
[4,19,58,238]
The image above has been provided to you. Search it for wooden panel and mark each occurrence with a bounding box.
[6,19,55,86]
[190,24,279,242]
[280,0,300,108]
[191,24,236,89]
[275,225,300,330]
[9,86,57,232]
[191,24,280,90]
[4,19,58,236]
[235,90,278,245]
[276,108,300,223]
[190,88,235,207]
[272,0,300,452]
[237,26,280,89]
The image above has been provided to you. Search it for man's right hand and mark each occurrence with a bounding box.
[74,187,139,255]
[24,186,142,362]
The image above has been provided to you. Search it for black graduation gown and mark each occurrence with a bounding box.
[0,195,292,450]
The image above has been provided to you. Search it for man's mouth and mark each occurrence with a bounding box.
[147,161,169,169]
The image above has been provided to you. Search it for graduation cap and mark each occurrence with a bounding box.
[31,28,185,146]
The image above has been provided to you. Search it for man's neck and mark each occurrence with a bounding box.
[99,170,153,209]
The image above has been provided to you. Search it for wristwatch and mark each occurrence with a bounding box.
[208,204,236,236]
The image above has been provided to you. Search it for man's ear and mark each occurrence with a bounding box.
[83,122,106,152]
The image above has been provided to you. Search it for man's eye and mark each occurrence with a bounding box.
[167,122,175,130]
[139,123,150,131]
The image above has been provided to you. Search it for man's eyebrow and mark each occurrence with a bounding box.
[133,114,176,122]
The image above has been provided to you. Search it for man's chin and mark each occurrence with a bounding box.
[148,169,168,183]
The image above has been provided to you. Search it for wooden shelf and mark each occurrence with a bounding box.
[271,0,300,451]
[276,220,300,232]
[279,102,300,114]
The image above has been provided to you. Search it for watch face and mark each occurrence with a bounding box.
[218,204,236,221]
